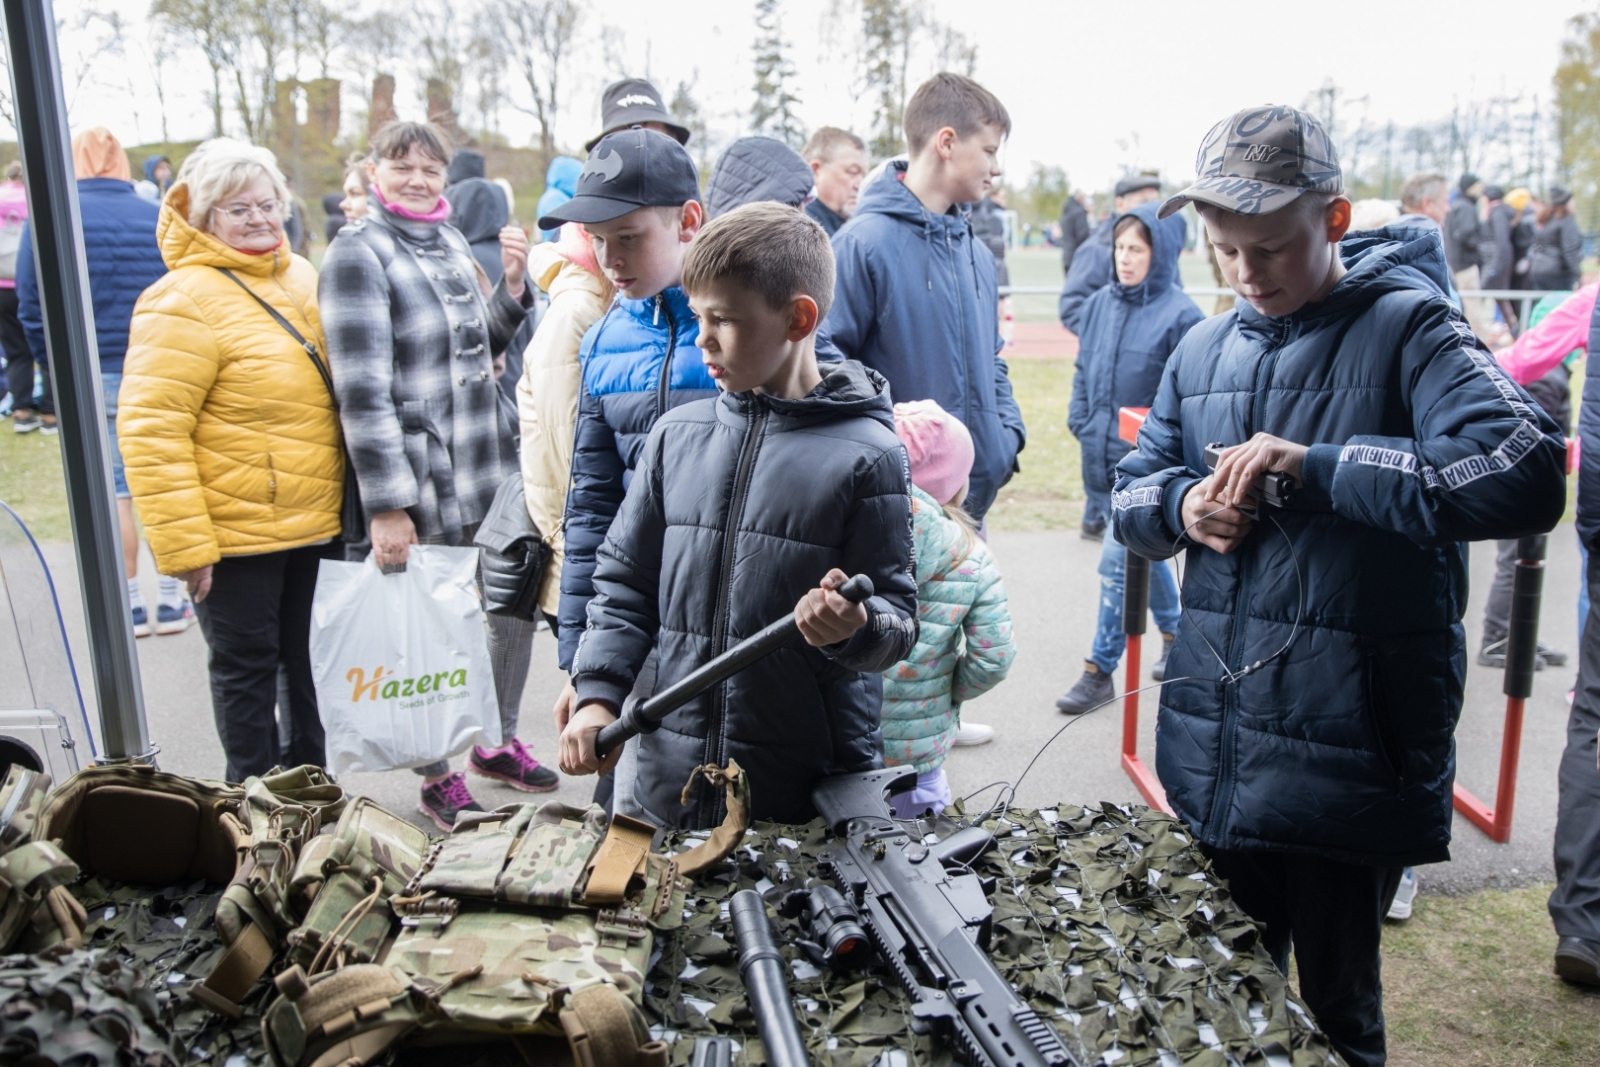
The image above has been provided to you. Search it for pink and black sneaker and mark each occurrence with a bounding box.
[418,772,484,831]
[468,738,559,792]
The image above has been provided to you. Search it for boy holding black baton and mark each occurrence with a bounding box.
[558,203,918,829]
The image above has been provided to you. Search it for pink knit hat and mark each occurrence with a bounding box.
[893,399,974,506]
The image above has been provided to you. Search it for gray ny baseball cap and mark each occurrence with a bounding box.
[1159,105,1343,219]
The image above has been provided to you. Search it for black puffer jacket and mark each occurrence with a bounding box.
[572,361,919,829]
[1114,226,1567,866]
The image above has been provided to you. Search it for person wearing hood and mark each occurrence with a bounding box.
[1057,203,1202,715]
[1057,173,1163,338]
[818,73,1023,527]
[447,147,485,185]
[556,203,917,828]
[320,120,545,830]
[117,138,342,780]
[536,155,583,242]
[1530,185,1583,292]
[1114,107,1566,1067]
[134,154,172,202]
[16,128,185,637]
[1481,184,1523,335]
[443,175,511,285]
[703,135,813,218]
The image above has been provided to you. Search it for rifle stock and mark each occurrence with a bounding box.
[811,770,1079,1067]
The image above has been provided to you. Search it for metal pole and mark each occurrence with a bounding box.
[2,0,153,762]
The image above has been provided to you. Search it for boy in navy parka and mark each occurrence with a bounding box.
[1114,106,1566,1067]
[1058,203,1202,714]
[817,73,1025,525]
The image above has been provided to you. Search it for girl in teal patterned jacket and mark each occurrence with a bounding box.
[885,400,1017,818]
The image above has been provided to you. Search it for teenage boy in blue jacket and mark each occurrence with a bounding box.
[818,72,1024,526]
[558,203,918,828]
[1114,106,1566,1067]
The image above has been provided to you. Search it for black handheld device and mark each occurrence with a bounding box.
[1203,443,1298,514]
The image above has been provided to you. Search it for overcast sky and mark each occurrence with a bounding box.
[54,0,1592,191]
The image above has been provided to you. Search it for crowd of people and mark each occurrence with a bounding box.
[0,67,1597,1067]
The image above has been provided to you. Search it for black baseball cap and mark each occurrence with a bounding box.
[1160,105,1344,219]
[538,127,701,229]
[586,79,690,152]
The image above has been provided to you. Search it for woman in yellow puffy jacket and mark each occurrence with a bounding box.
[118,138,343,782]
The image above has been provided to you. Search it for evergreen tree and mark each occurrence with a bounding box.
[750,0,805,147]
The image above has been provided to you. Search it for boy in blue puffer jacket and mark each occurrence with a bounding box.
[1114,106,1567,1067]
[1058,203,1203,714]
[539,128,715,681]
[882,400,1014,819]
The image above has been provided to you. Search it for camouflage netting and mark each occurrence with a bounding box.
[0,803,1344,1067]
[0,877,269,1066]
[647,801,1344,1067]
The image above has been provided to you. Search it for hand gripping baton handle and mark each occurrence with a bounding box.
[595,573,874,757]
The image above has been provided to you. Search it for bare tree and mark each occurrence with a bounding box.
[503,0,582,160]
[410,0,469,130]
[339,12,403,130]
[151,0,239,137]
[934,24,976,77]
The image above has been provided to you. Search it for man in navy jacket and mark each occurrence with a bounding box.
[1115,107,1566,1067]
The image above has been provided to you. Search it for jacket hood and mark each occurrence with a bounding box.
[448,149,485,184]
[1111,202,1185,302]
[142,155,170,184]
[156,183,290,274]
[909,484,966,584]
[443,178,509,244]
[853,160,969,235]
[545,155,583,196]
[705,136,814,219]
[724,358,895,431]
[531,241,611,302]
[1236,224,1455,333]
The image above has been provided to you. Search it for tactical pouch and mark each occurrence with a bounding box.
[28,763,345,1016]
[287,796,431,974]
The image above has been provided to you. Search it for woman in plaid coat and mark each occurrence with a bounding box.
[320,120,552,829]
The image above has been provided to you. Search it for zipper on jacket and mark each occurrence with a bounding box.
[945,231,972,428]
[1206,323,1289,834]
[656,295,678,420]
[705,403,769,824]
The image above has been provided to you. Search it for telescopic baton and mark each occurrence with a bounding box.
[593,573,875,757]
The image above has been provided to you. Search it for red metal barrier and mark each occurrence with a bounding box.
[1452,534,1547,843]
[1116,407,1171,814]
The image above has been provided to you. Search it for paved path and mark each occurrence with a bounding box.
[28,526,1584,896]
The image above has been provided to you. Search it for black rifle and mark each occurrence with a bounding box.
[812,769,1079,1067]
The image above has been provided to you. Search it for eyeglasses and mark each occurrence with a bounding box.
[213,200,285,222]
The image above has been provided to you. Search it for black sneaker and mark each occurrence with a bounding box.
[11,409,38,434]
[1056,666,1114,715]
[1554,936,1600,987]
[418,772,484,831]
[1478,638,1545,670]
[1151,634,1175,682]
[1080,518,1106,542]
[468,738,559,792]
[1537,642,1568,668]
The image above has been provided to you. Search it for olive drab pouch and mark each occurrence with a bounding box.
[286,796,432,974]
[26,763,345,1016]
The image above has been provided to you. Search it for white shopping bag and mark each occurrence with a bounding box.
[310,544,501,776]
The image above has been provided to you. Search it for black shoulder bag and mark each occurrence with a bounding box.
[215,267,364,540]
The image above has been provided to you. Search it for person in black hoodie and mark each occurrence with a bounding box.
[557,203,918,828]
[444,176,511,285]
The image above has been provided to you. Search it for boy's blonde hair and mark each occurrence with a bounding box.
[681,202,834,321]
[176,138,290,231]
[903,73,1011,155]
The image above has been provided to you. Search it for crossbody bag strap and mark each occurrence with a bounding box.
[214,266,338,407]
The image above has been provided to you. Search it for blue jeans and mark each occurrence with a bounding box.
[1089,529,1181,674]
[1084,486,1110,529]
[100,369,129,498]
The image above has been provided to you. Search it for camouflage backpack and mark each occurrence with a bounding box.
[263,762,752,1067]
[0,764,76,952]
[25,763,346,1016]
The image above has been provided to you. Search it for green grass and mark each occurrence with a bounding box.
[1381,883,1600,1067]
[987,357,1080,532]
[0,420,73,541]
